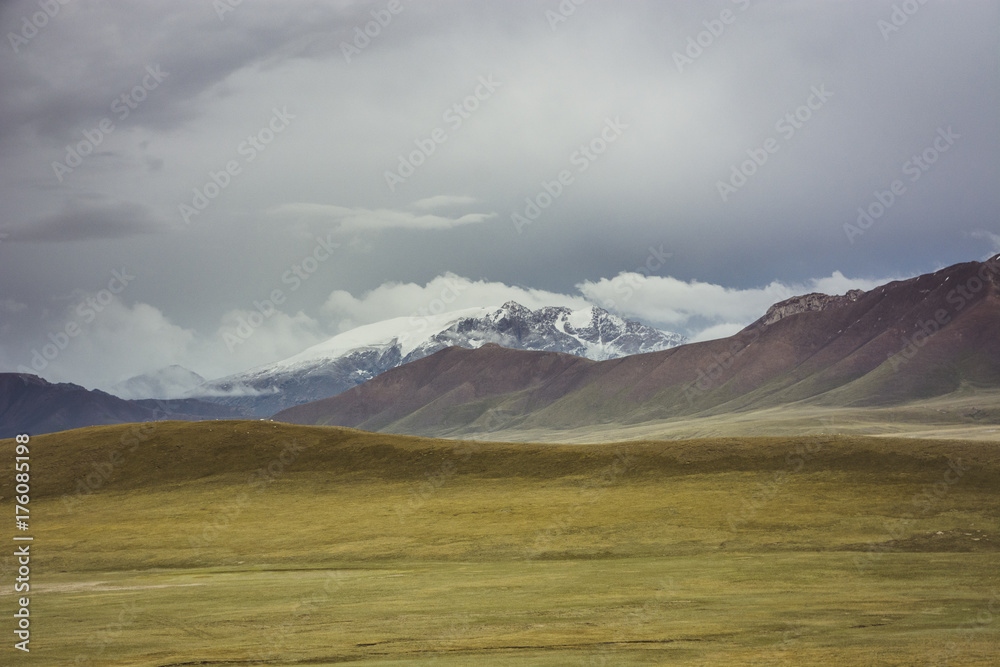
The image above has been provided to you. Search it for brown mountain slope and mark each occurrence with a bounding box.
[272,343,596,432]
[274,256,1000,436]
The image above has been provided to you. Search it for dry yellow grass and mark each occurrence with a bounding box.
[3,420,998,665]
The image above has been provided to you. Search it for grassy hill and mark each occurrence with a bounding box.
[4,420,999,665]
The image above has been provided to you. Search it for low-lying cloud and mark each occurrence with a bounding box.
[268,202,496,233]
[576,270,895,332]
[0,266,914,391]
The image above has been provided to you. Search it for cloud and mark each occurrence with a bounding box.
[0,293,332,388]
[183,384,278,399]
[689,322,748,343]
[212,307,326,374]
[321,272,592,332]
[7,298,198,390]
[0,1,994,392]
[2,197,168,243]
[409,195,479,210]
[577,274,796,326]
[808,271,891,296]
[268,203,496,233]
[320,269,898,341]
[0,1,360,144]
[0,265,916,387]
[577,270,900,336]
[970,230,1000,258]
[1,298,27,313]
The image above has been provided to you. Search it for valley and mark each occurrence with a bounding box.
[2,5,996,665]
[5,420,998,665]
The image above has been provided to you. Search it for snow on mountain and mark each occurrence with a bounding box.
[270,306,495,372]
[192,302,686,416]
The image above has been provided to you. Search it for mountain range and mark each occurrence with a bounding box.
[0,302,684,435]
[185,302,686,416]
[0,373,248,439]
[3,257,998,439]
[273,256,1000,438]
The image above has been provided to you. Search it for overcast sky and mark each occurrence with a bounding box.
[1,0,997,390]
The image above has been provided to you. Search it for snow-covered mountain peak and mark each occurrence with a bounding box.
[277,306,495,369]
[192,302,686,416]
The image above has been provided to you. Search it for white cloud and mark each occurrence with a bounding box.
[321,269,898,343]
[689,322,748,343]
[1,268,905,389]
[577,270,900,336]
[409,195,479,210]
[268,203,495,232]
[1,294,332,388]
[577,273,798,326]
[21,299,198,391]
[211,308,326,375]
[321,271,591,332]
[970,230,1000,259]
[182,384,278,398]
[809,271,891,296]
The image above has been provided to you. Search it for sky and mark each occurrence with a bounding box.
[0,0,998,391]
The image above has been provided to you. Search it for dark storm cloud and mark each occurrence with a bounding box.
[0,0,359,144]
[0,0,997,390]
[2,196,167,242]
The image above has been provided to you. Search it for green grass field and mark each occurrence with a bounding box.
[4,420,999,665]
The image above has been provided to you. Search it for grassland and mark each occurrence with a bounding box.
[3,420,999,665]
[470,388,1000,444]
